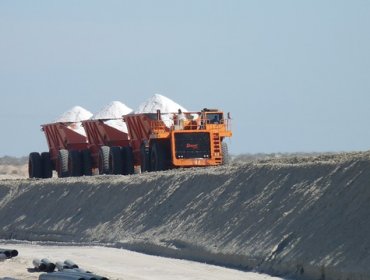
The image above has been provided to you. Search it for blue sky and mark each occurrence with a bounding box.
[0,1,369,156]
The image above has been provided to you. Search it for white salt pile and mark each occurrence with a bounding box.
[52,95,189,135]
[136,94,187,114]
[54,106,93,136]
[136,94,188,127]
[93,101,133,119]
[93,101,133,133]
[55,106,93,123]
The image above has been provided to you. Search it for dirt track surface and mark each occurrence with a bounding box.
[1,152,370,280]
[0,241,286,280]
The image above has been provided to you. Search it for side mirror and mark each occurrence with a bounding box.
[227,112,231,119]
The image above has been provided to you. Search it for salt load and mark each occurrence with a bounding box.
[136,93,187,113]
[93,101,133,133]
[136,94,188,127]
[54,106,93,136]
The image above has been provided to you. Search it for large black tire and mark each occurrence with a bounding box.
[150,142,167,171]
[140,144,150,173]
[81,149,92,176]
[28,152,42,178]
[109,146,123,175]
[57,149,69,178]
[68,150,82,177]
[99,146,110,174]
[122,146,134,175]
[41,152,53,178]
[222,141,230,165]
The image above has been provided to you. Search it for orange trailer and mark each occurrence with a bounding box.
[28,118,132,178]
[28,122,89,178]
[82,119,132,175]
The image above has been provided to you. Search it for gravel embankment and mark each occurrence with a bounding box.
[1,152,370,280]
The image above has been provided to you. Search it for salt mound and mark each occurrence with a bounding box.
[55,106,93,122]
[93,101,133,133]
[55,106,93,136]
[136,94,188,128]
[136,94,187,113]
[93,101,133,119]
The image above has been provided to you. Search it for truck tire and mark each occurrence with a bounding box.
[150,142,166,171]
[41,152,53,178]
[122,146,134,175]
[222,142,230,165]
[68,150,82,177]
[28,152,42,178]
[140,144,150,172]
[109,146,123,175]
[57,149,69,178]
[81,149,92,176]
[99,146,110,174]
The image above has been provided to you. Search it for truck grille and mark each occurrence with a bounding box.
[174,132,211,159]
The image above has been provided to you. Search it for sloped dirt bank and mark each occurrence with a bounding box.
[1,152,370,280]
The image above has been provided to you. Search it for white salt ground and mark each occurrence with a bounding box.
[93,101,133,133]
[0,242,286,280]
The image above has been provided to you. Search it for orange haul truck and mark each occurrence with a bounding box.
[28,108,232,178]
[124,108,232,172]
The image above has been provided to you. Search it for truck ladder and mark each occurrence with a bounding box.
[212,133,222,163]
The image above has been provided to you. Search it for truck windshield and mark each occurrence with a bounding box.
[206,113,222,124]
